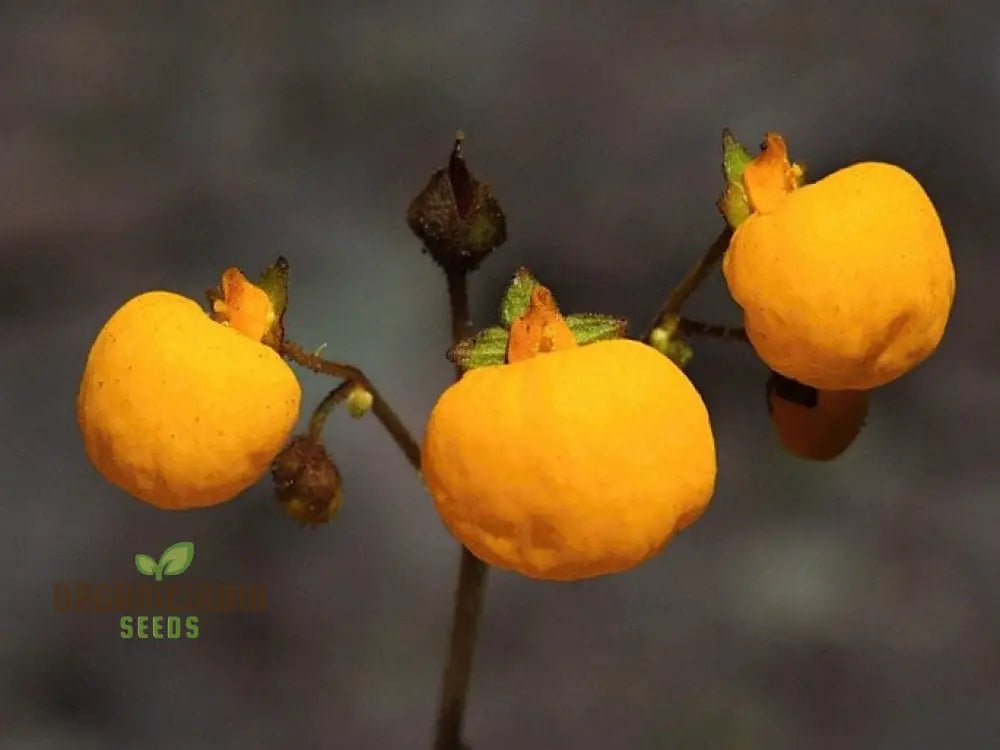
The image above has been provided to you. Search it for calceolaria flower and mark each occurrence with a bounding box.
[421,281,717,581]
[77,268,301,509]
[722,132,955,390]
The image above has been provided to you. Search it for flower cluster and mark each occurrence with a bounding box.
[76,130,954,583]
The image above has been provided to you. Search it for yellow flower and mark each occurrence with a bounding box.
[421,286,717,581]
[77,269,301,509]
[723,133,955,390]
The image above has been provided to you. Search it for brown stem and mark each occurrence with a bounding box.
[643,226,733,340]
[434,268,489,750]
[678,318,749,342]
[281,340,422,472]
[307,380,357,441]
[445,268,472,375]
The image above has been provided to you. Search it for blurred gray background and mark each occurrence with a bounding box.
[2,1,998,748]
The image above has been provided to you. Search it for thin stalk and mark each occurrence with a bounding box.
[307,380,357,441]
[678,318,749,342]
[434,268,489,750]
[643,226,733,341]
[281,340,422,472]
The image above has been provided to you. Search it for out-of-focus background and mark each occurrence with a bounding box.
[3,2,997,748]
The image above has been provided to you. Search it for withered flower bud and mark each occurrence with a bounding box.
[406,131,507,273]
[272,435,342,527]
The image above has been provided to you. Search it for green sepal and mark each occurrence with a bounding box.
[718,129,755,230]
[447,326,509,371]
[717,182,752,230]
[257,256,290,349]
[564,313,627,345]
[499,267,539,328]
[257,256,289,319]
[721,129,754,184]
[716,130,808,229]
[454,268,628,371]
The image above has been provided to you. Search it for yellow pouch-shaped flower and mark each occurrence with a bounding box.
[421,287,717,581]
[723,134,955,390]
[77,269,301,509]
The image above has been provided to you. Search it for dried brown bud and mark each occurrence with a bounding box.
[406,132,507,273]
[272,435,343,527]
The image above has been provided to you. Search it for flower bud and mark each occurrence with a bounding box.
[272,435,343,526]
[406,132,507,273]
[649,316,694,369]
[345,385,374,419]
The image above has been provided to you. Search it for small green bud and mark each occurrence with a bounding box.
[649,317,694,369]
[650,326,670,353]
[345,385,374,419]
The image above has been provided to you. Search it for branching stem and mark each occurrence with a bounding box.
[678,318,749,342]
[285,219,741,750]
[643,226,733,341]
[281,340,422,472]
[306,380,357,441]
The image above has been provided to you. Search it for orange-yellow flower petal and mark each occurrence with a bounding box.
[211,267,275,342]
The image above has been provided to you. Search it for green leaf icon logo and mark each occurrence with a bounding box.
[134,542,195,582]
[135,554,157,577]
[159,542,194,577]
